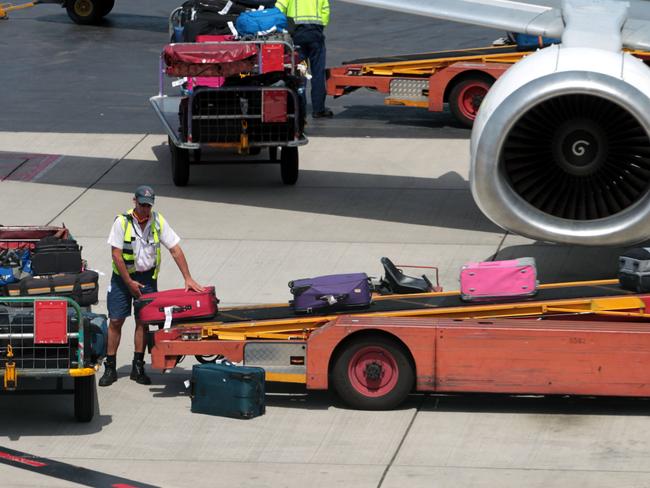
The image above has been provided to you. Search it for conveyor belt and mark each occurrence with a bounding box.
[216,281,631,324]
[343,45,530,66]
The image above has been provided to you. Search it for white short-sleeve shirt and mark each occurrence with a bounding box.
[107,212,181,272]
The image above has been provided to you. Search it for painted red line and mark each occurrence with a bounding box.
[112,484,140,488]
[17,154,62,182]
[0,451,46,467]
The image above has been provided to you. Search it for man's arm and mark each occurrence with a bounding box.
[111,246,145,298]
[168,244,205,292]
[321,0,330,26]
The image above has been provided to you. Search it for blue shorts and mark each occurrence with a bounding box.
[107,270,158,320]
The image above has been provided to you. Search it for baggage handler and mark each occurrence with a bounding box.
[276,0,333,119]
[99,185,204,387]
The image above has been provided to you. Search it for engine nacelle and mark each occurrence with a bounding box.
[471,45,650,245]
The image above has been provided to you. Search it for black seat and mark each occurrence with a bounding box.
[380,257,432,294]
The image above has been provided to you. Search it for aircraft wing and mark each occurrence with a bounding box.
[339,0,650,50]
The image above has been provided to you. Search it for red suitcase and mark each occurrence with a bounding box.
[134,287,219,325]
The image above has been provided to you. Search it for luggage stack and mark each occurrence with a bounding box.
[0,235,99,307]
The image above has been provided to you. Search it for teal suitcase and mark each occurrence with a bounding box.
[190,362,266,419]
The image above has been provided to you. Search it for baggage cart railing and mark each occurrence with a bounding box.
[158,40,299,97]
[0,297,93,389]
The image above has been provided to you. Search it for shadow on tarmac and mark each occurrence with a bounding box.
[0,378,110,439]
[36,13,170,33]
[420,393,650,416]
[144,373,422,411]
[493,244,640,283]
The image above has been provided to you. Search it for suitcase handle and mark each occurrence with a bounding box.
[318,294,348,306]
[158,304,192,313]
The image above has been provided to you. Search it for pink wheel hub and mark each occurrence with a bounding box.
[348,346,399,397]
[458,82,489,120]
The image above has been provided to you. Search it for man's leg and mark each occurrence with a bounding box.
[308,39,329,115]
[107,318,125,356]
[99,319,125,387]
[130,273,156,385]
[100,274,131,387]
[130,319,152,385]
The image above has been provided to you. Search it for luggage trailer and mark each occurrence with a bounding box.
[326,45,650,127]
[151,279,650,409]
[0,0,115,24]
[0,297,98,422]
[150,39,308,187]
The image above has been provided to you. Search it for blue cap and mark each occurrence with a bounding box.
[135,185,155,205]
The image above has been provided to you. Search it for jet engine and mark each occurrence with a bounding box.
[470,45,650,245]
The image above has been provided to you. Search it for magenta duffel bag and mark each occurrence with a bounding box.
[460,258,538,301]
[134,286,219,325]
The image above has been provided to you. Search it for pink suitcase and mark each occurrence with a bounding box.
[460,258,538,301]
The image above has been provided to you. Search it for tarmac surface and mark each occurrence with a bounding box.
[2,1,650,487]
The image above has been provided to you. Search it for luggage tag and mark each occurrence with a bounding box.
[163,306,175,329]
[218,0,233,14]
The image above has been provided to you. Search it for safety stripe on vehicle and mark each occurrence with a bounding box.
[0,445,160,488]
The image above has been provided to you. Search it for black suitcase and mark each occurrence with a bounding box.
[31,236,82,275]
[618,248,650,292]
[183,12,240,41]
[190,362,265,419]
[195,0,248,15]
[3,270,99,306]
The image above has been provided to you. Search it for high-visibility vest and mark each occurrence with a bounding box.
[111,209,166,279]
[275,0,330,26]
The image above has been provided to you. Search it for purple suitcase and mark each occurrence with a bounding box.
[289,273,372,314]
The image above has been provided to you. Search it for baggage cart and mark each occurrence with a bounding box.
[150,37,308,187]
[1,296,100,422]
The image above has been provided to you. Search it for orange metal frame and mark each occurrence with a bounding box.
[327,48,650,114]
[307,316,650,396]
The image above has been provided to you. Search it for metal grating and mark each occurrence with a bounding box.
[0,306,76,370]
[389,79,429,101]
[186,87,299,144]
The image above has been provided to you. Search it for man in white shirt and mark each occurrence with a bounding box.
[99,185,204,387]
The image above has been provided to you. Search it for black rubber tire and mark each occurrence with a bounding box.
[97,0,114,17]
[169,137,190,187]
[448,76,494,128]
[195,355,224,364]
[65,0,108,24]
[269,146,278,162]
[331,335,414,410]
[280,147,299,185]
[74,375,95,422]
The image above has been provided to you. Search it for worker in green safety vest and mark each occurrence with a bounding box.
[100,185,204,387]
[276,0,333,118]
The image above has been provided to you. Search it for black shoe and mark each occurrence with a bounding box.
[130,360,152,385]
[312,109,333,119]
[98,362,117,387]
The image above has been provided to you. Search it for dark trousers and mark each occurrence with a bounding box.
[293,25,327,114]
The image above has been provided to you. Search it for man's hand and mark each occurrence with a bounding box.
[185,277,205,293]
[127,279,145,298]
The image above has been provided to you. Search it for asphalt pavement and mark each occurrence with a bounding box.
[1,1,650,487]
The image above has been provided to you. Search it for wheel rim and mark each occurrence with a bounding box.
[347,346,399,397]
[457,82,490,120]
[74,0,94,16]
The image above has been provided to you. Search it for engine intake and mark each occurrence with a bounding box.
[471,45,650,245]
[503,94,650,220]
